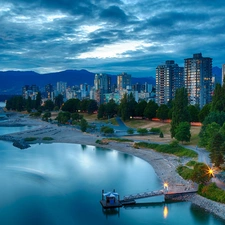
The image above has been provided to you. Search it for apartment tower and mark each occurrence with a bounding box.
[156,60,184,105]
[184,53,212,108]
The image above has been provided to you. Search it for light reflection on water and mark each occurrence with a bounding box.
[0,126,224,224]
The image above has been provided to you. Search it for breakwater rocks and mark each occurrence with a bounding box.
[0,135,30,149]
[190,194,225,220]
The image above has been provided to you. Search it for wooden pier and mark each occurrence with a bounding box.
[100,188,197,209]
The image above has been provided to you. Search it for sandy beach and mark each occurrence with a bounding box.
[1,113,225,220]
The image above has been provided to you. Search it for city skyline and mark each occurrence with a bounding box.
[0,1,225,77]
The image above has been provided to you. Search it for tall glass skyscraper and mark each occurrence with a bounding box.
[156,60,184,105]
[184,53,212,108]
[117,72,131,90]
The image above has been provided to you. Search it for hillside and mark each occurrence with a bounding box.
[0,70,156,95]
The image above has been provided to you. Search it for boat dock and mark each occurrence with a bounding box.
[100,186,197,209]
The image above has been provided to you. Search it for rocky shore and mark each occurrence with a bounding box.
[0,113,225,221]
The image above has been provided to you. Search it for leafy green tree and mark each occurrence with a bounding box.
[62,98,80,113]
[80,99,89,112]
[42,112,51,121]
[137,128,148,135]
[56,111,71,124]
[200,122,220,148]
[80,118,88,132]
[44,100,54,111]
[199,111,225,147]
[87,99,98,114]
[175,122,191,143]
[143,100,158,120]
[101,126,114,135]
[71,112,82,121]
[188,105,200,122]
[135,100,147,117]
[191,163,212,184]
[105,99,118,118]
[54,94,64,109]
[156,104,169,121]
[170,87,190,138]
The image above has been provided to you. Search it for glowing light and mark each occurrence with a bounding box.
[163,206,168,218]
[205,165,215,177]
[164,182,168,191]
[206,166,215,177]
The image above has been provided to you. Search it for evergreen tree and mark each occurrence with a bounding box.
[26,96,32,112]
[119,93,129,121]
[188,105,200,122]
[211,83,225,112]
[87,99,98,114]
[54,94,64,109]
[198,103,211,123]
[170,87,190,138]
[97,104,105,119]
[209,132,225,167]
[35,92,42,109]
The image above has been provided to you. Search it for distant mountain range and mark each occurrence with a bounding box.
[0,69,156,95]
[0,67,222,96]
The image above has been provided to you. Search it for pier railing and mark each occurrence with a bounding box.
[123,190,164,201]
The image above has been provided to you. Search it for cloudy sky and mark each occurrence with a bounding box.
[0,0,225,77]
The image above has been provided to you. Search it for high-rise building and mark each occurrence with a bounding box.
[184,53,212,108]
[156,60,184,105]
[222,64,225,85]
[94,73,111,105]
[45,84,54,100]
[94,74,111,93]
[117,72,131,91]
[56,81,67,96]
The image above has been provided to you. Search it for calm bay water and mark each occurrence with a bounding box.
[0,126,224,225]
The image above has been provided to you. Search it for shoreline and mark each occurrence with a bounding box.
[0,114,225,221]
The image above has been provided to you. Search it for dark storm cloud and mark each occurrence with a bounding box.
[0,0,225,76]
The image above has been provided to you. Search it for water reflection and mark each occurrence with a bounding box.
[163,205,168,218]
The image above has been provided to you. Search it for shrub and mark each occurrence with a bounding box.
[198,183,225,203]
[42,137,54,141]
[176,165,193,180]
[150,127,161,133]
[135,141,197,158]
[159,131,164,138]
[137,128,148,135]
[127,128,134,135]
[24,137,37,142]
